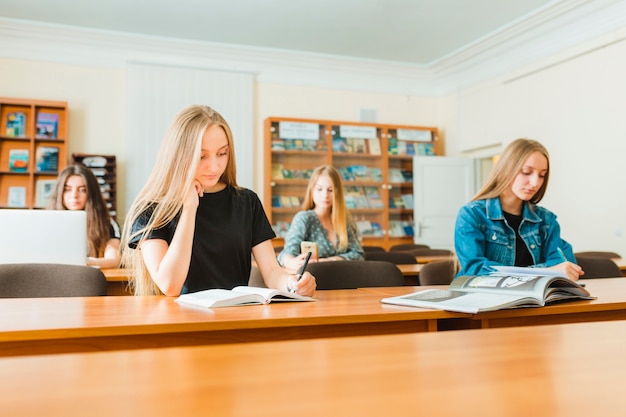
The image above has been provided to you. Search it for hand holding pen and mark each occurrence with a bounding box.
[288,251,312,293]
[555,247,584,282]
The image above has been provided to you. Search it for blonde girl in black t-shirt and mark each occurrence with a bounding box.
[121,105,316,297]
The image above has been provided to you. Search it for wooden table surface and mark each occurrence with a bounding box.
[0,288,467,357]
[2,319,625,416]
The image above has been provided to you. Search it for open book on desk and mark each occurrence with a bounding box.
[381,267,594,314]
[176,286,316,308]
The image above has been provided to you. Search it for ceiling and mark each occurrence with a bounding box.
[0,0,557,66]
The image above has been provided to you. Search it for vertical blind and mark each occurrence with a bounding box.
[126,63,254,212]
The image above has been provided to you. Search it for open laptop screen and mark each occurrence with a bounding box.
[0,209,87,266]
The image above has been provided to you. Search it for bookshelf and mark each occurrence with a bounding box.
[264,117,441,250]
[0,97,68,209]
[72,153,118,219]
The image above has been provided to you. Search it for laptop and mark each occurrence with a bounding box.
[0,209,87,265]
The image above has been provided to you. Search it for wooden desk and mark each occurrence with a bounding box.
[102,268,132,295]
[613,257,626,275]
[0,290,468,357]
[363,278,626,329]
[2,320,626,416]
[414,254,453,263]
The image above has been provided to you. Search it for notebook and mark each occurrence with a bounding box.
[0,209,87,265]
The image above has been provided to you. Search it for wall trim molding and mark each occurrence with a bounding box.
[1,1,625,96]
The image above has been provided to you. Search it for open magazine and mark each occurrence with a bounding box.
[176,286,316,308]
[381,267,594,314]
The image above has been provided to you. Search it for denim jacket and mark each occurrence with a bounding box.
[454,197,574,277]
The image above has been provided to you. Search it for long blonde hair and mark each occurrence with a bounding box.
[301,165,353,252]
[48,164,113,258]
[121,105,238,295]
[473,138,550,204]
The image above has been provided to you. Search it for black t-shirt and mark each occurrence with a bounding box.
[129,186,275,294]
[503,211,533,267]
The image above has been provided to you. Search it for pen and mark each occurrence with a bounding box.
[557,247,585,286]
[556,247,567,262]
[296,251,312,281]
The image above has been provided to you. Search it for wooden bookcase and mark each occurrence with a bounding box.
[264,117,441,250]
[0,97,68,209]
[72,153,118,219]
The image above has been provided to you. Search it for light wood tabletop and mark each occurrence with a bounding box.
[0,289,468,357]
[2,319,626,416]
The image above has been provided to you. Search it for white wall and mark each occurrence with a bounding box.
[453,33,626,256]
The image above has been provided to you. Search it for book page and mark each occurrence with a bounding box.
[176,289,265,308]
[452,274,556,301]
[232,286,316,302]
[381,289,539,314]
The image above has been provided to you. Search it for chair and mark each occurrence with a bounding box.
[418,260,459,286]
[574,251,621,259]
[389,244,430,252]
[575,256,622,279]
[406,248,454,257]
[364,251,417,265]
[362,245,386,253]
[305,260,405,290]
[248,265,267,288]
[0,263,108,298]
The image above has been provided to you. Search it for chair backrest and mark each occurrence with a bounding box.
[248,265,267,288]
[306,260,405,290]
[574,256,623,279]
[389,244,430,252]
[574,251,621,259]
[0,263,108,298]
[364,251,417,264]
[418,260,459,286]
[362,245,387,253]
[406,248,454,257]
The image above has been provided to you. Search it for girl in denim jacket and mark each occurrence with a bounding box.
[454,138,583,281]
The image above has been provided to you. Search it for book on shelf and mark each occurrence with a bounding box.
[349,138,367,154]
[80,155,107,167]
[397,141,407,155]
[368,138,381,155]
[369,167,383,182]
[364,186,384,209]
[7,186,27,207]
[271,163,284,179]
[272,221,290,237]
[388,168,405,183]
[339,167,355,181]
[271,140,286,151]
[388,137,398,155]
[35,112,59,138]
[35,146,59,172]
[8,149,29,172]
[405,142,416,156]
[176,286,316,308]
[388,220,412,237]
[35,179,57,208]
[5,112,26,137]
[417,142,435,156]
[344,186,368,209]
[349,165,370,181]
[401,194,414,209]
[388,196,403,209]
[381,267,594,314]
[332,137,349,152]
